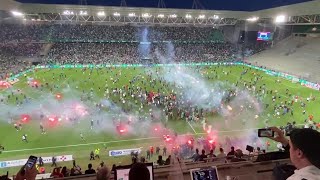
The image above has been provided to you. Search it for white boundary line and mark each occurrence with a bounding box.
[187,121,197,134]
[3,137,160,153]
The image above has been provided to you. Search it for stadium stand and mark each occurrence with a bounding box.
[1,0,320,180]
[247,36,320,83]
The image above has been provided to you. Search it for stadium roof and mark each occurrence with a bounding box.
[0,0,319,25]
[14,0,313,12]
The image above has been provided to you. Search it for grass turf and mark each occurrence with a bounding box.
[0,65,319,176]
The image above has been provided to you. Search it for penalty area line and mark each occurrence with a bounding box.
[3,137,160,153]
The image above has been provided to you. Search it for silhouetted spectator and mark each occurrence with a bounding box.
[129,163,150,180]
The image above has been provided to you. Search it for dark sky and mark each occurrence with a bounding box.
[17,0,312,11]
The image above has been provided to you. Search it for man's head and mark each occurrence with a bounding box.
[289,128,320,169]
[88,163,92,169]
[231,146,235,151]
[202,149,206,155]
[219,148,224,153]
[129,163,150,180]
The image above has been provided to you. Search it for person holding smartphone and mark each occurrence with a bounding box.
[267,127,320,180]
[15,156,38,180]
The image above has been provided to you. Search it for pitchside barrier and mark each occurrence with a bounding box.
[5,62,320,91]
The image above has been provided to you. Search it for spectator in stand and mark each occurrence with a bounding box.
[230,149,246,162]
[96,163,111,180]
[199,149,208,161]
[207,149,216,161]
[69,168,77,176]
[50,167,64,178]
[216,148,227,162]
[227,146,236,159]
[157,155,165,165]
[165,155,171,165]
[15,164,38,180]
[85,163,96,174]
[111,164,116,173]
[140,156,146,163]
[61,166,69,177]
[268,127,320,180]
[190,148,200,162]
[129,163,150,180]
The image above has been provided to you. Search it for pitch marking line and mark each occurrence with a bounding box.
[3,137,160,153]
[187,121,197,134]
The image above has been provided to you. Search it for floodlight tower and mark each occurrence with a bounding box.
[158,0,166,8]
[192,0,204,9]
[120,0,127,7]
[79,0,87,5]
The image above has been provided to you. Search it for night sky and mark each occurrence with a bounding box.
[16,0,312,11]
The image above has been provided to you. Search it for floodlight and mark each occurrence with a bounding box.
[169,14,177,18]
[198,15,205,19]
[246,17,259,22]
[11,11,23,17]
[63,10,74,15]
[128,13,136,17]
[79,11,87,15]
[142,13,151,18]
[113,12,121,17]
[213,15,219,19]
[185,14,192,19]
[97,11,105,16]
[275,15,286,23]
[157,14,164,18]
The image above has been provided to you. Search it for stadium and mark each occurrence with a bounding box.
[0,0,320,179]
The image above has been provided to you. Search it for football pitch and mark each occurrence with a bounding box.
[0,64,319,175]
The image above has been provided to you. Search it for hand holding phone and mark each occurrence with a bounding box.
[15,156,38,180]
[258,128,274,137]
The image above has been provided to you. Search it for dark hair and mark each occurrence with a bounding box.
[202,149,206,154]
[290,128,320,168]
[219,148,224,152]
[88,163,92,169]
[231,146,235,150]
[129,163,150,180]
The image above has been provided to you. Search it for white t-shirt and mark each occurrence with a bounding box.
[287,165,320,180]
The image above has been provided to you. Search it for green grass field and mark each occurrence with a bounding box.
[1,65,319,175]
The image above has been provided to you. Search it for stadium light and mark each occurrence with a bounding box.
[11,11,23,17]
[185,14,192,19]
[79,11,88,15]
[128,13,136,17]
[142,13,151,18]
[198,15,205,19]
[246,17,259,22]
[169,14,177,18]
[157,14,164,18]
[97,11,105,16]
[63,10,74,15]
[275,15,286,23]
[213,15,219,19]
[113,12,121,17]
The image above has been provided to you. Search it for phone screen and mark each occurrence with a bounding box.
[26,156,38,169]
[258,129,274,137]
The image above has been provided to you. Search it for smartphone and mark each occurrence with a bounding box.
[258,129,274,137]
[25,156,38,169]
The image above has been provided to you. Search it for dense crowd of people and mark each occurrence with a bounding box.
[0,23,240,80]
[45,42,237,65]
[0,24,224,43]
